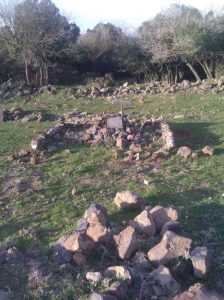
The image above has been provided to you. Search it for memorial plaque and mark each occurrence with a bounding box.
[106,116,124,129]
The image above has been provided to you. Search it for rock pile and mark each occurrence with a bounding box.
[0,79,59,99]
[0,107,24,121]
[53,190,219,300]
[0,107,44,122]
[30,111,175,161]
[75,78,224,99]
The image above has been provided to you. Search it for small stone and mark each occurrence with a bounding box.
[177,146,192,159]
[116,137,125,150]
[160,221,182,236]
[73,252,87,266]
[202,146,214,156]
[86,272,103,284]
[190,246,211,278]
[30,156,39,165]
[148,231,192,265]
[150,265,181,296]
[15,178,29,193]
[83,133,93,142]
[7,154,15,162]
[89,293,117,300]
[113,226,138,259]
[104,266,132,284]
[107,281,128,297]
[18,148,30,157]
[114,190,145,209]
[86,224,110,243]
[150,206,179,232]
[133,210,156,235]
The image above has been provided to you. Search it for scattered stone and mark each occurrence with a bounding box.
[30,156,39,165]
[53,246,72,264]
[113,226,138,259]
[76,218,88,234]
[190,246,211,278]
[171,259,194,280]
[7,154,15,162]
[55,232,94,254]
[132,251,152,271]
[160,221,182,236]
[107,281,128,298]
[89,293,117,300]
[114,190,145,209]
[86,224,110,243]
[73,252,87,266]
[84,203,108,226]
[18,148,30,157]
[15,178,29,193]
[202,146,214,156]
[150,206,179,232]
[177,146,192,159]
[104,266,132,284]
[171,283,223,300]
[133,209,156,235]
[86,272,103,284]
[116,137,125,149]
[148,231,192,265]
[150,265,181,296]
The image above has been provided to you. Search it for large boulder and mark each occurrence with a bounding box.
[148,231,192,265]
[133,209,156,235]
[113,226,138,259]
[190,246,211,278]
[114,191,145,209]
[150,206,179,232]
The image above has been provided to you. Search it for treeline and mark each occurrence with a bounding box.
[0,0,224,86]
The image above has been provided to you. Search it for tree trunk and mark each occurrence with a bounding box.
[204,61,213,79]
[186,62,201,83]
[198,60,211,79]
[44,62,48,85]
[24,59,30,86]
[40,67,43,86]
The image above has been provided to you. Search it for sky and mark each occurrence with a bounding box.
[53,0,224,32]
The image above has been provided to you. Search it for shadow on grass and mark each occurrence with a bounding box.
[169,121,222,151]
[24,108,57,121]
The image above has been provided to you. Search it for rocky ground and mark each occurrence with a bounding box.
[0,85,224,299]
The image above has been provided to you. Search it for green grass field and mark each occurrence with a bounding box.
[0,88,224,299]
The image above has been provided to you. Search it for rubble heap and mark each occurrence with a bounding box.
[53,190,221,300]
[30,111,175,160]
[0,107,44,122]
[75,78,224,99]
